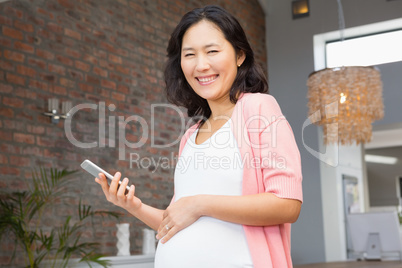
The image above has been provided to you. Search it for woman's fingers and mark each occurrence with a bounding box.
[95,173,109,194]
[117,177,129,197]
[109,172,121,194]
[126,185,135,200]
[158,225,177,244]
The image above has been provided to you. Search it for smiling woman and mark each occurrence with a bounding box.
[180,20,245,104]
[95,5,303,268]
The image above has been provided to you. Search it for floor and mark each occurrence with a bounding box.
[294,261,402,268]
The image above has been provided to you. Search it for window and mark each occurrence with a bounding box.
[326,30,402,68]
[313,18,402,71]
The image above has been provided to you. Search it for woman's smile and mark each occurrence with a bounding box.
[196,75,219,85]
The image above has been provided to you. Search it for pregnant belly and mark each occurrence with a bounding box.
[154,216,253,268]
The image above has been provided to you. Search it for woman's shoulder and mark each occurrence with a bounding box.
[239,92,283,117]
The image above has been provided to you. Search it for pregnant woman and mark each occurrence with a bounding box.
[96,5,303,268]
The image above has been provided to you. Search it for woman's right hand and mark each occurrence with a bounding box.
[95,172,142,212]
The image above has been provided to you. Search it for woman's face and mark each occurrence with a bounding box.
[180,20,245,102]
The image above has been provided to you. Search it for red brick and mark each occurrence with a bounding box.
[58,0,74,9]
[39,73,56,82]
[0,130,12,141]
[56,55,73,66]
[85,75,100,85]
[109,54,122,64]
[12,88,34,99]
[78,83,93,93]
[100,41,118,54]
[112,92,125,101]
[27,125,45,134]
[118,85,129,94]
[0,83,12,93]
[43,148,62,159]
[3,97,24,108]
[6,73,25,86]
[75,60,91,72]
[4,49,25,62]
[27,15,45,27]
[4,6,24,19]
[0,107,14,118]
[0,143,20,154]
[17,65,36,78]
[65,48,81,59]
[49,85,67,95]
[83,54,98,65]
[101,79,116,90]
[75,22,91,34]
[37,28,54,40]
[36,8,54,20]
[47,22,63,33]
[110,72,122,82]
[28,57,47,69]
[93,67,108,77]
[115,65,130,75]
[14,41,35,53]
[22,146,43,156]
[2,120,25,131]
[10,156,31,166]
[99,59,114,70]
[68,69,84,80]
[48,63,66,75]
[36,48,55,60]
[59,77,75,88]
[14,133,35,144]
[0,60,14,71]
[0,154,8,164]
[29,79,48,91]
[14,20,34,32]
[65,28,81,40]
[36,136,55,147]
[0,15,12,26]
[0,167,20,176]
[0,36,12,48]
[2,26,23,40]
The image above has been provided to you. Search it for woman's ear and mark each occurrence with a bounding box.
[237,50,246,67]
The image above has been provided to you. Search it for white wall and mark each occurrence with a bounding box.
[264,0,402,265]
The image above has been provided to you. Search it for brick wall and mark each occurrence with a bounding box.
[0,0,266,265]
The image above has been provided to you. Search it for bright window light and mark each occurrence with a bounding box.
[365,154,398,165]
[326,30,402,68]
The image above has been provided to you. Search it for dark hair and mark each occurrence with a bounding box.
[164,5,268,123]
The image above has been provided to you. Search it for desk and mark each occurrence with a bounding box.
[294,260,402,268]
[43,254,155,268]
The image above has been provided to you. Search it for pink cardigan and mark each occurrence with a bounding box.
[172,92,303,268]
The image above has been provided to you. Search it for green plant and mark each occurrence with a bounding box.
[0,168,121,268]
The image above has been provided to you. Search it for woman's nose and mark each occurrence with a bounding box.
[195,56,210,71]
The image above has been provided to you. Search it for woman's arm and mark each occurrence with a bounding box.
[199,193,301,225]
[156,193,301,243]
[96,172,164,231]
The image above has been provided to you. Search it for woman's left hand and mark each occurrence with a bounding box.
[156,195,203,243]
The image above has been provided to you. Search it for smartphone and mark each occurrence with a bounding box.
[80,159,131,194]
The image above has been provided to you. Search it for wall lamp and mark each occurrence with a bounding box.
[292,0,310,19]
[43,98,72,124]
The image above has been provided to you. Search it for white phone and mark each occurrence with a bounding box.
[80,159,131,193]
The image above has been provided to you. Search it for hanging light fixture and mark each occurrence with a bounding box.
[307,0,384,145]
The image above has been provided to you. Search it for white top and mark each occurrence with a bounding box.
[154,119,253,268]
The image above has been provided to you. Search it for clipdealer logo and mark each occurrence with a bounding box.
[64,102,186,160]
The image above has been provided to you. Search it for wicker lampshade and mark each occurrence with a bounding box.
[307,66,384,145]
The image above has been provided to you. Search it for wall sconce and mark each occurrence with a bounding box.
[292,0,309,19]
[43,98,72,124]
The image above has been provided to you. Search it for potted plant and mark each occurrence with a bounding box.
[0,168,121,268]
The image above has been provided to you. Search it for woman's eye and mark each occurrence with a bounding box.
[184,53,194,57]
[208,50,218,54]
